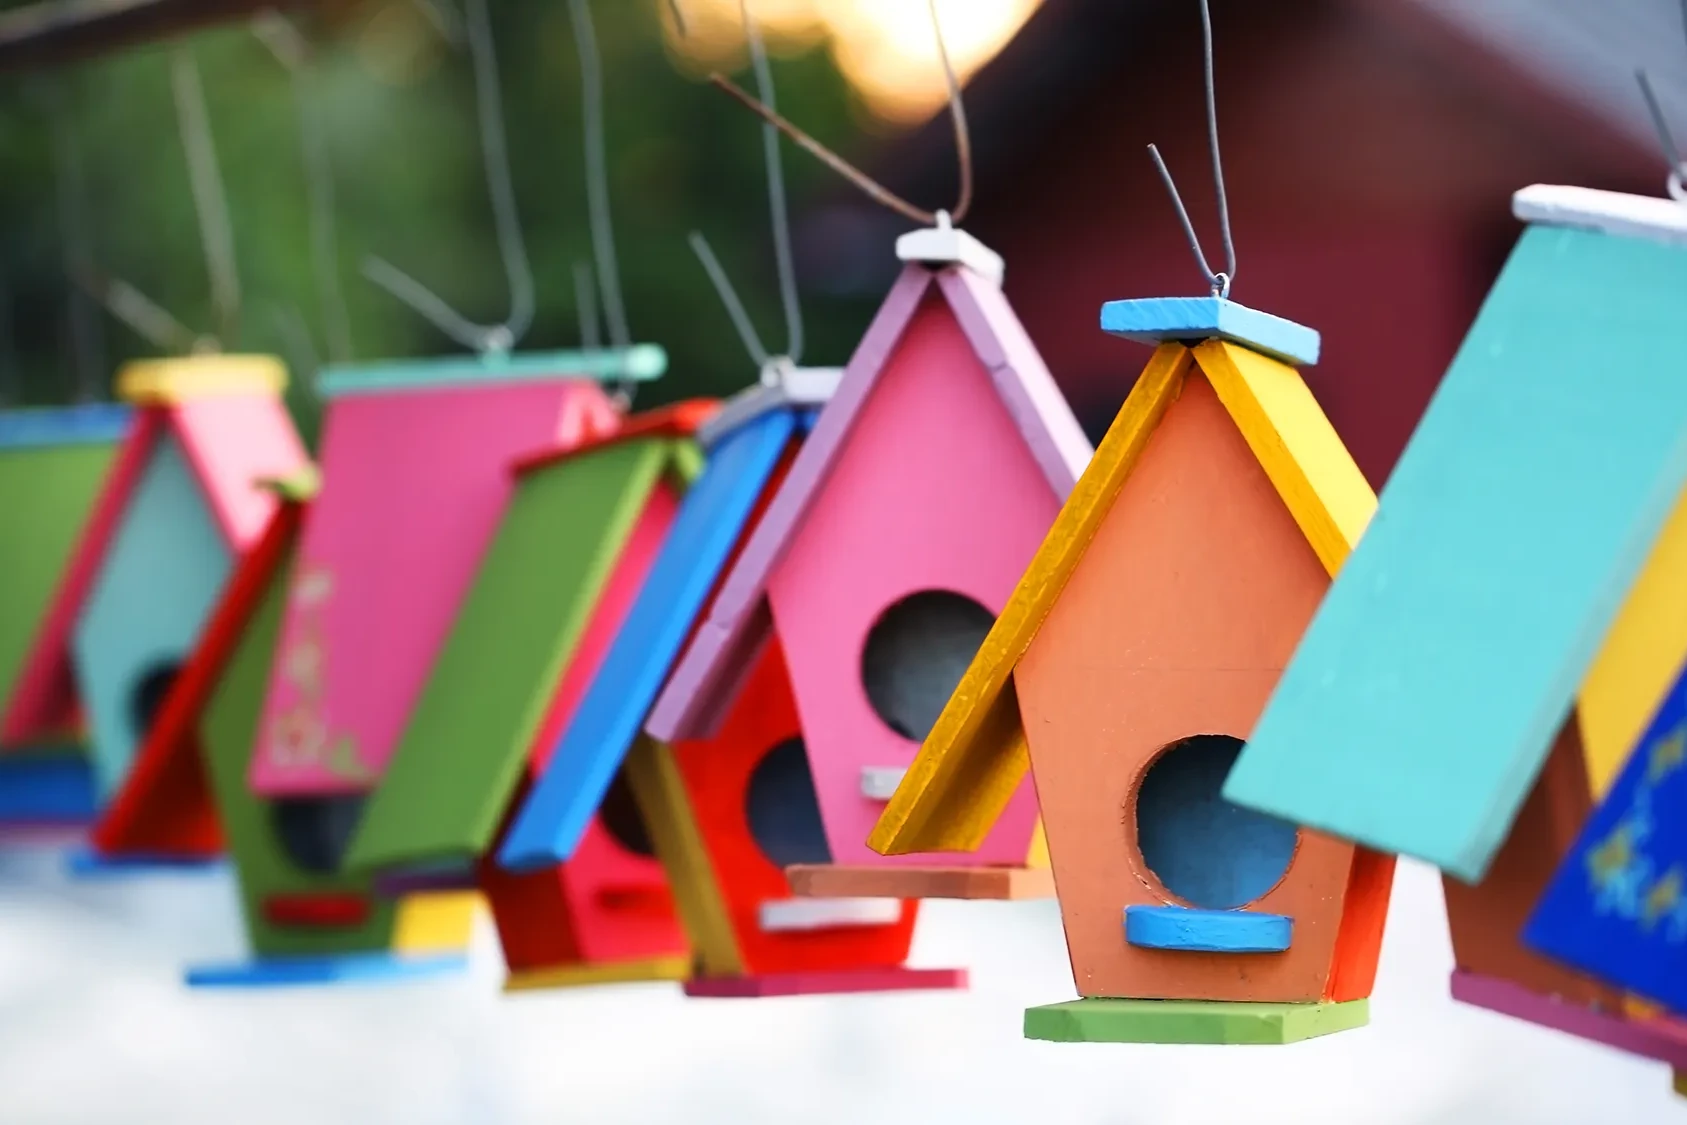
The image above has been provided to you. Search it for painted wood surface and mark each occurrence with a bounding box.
[345,438,677,869]
[1100,296,1322,367]
[1449,971,1687,1068]
[683,966,965,999]
[760,292,1060,869]
[0,438,118,726]
[784,863,1054,900]
[499,408,799,869]
[1015,371,1354,1003]
[71,436,232,798]
[248,381,601,795]
[1526,662,1687,1013]
[647,264,1089,745]
[1223,224,1687,883]
[167,394,309,546]
[1024,997,1368,1045]
[1124,905,1293,953]
[0,403,130,450]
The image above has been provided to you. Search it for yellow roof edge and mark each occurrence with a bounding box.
[868,343,1195,855]
[115,354,289,406]
[1193,339,1377,576]
[255,464,322,502]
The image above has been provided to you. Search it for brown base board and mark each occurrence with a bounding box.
[784,863,1055,900]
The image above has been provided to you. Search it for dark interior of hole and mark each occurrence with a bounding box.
[744,737,832,869]
[1133,734,1299,911]
[597,766,656,858]
[270,793,368,876]
[860,589,995,743]
[128,660,184,741]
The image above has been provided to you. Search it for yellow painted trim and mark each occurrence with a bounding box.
[503,955,692,993]
[1673,1069,1687,1099]
[391,890,480,954]
[623,736,743,977]
[1194,340,1376,577]
[1024,817,1050,870]
[1578,485,1687,798]
[116,354,288,405]
[867,344,1195,855]
[255,465,322,502]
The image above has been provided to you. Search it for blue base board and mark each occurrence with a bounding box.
[64,846,227,879]
[185,952,470,989]
[0,755,98,825]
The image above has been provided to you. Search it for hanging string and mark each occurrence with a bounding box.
[363,0,535,355]
[74,265,211,355]
[171,49,242,346]
[253,11,354,365]
[689,232,769,366]
[568,0,630,352]
[665,0,687,39]
[1636,0,1687,202]
[573,260,601,351]
[708,0,972,228]
[1145,0,1236,298]
[44,86,104,402]
[270,302,320,386]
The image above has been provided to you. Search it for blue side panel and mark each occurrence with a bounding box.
[64,847,226,878]
[0,753,96,824]
[1099,297,1321,367]
[185,952,467,988]
[1224,223,1687,883]
[1124,905,1293,953]
[498,407,798,870]
[70,436,233,801]
[1524,660,1687,1013]
[0,404,132,450]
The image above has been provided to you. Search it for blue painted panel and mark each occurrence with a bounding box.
[71,436,233,801]
[318,346,666,398]
[1124,905,1293,953]
[0,754,96,823]
[64,848,227,878]
[1524,660,1687,1013]
[0,404,132,450]
[185,952,468,988]
[499,407,799,870]
[1099,297,1321,367]
[1224,223,1687,882]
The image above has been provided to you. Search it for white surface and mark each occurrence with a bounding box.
[696,363,845,450]
[1514,184,1687,246]
[757,896,904,932]
[859,765,908,801]
[0,845,1681,1124]
[895,213,1006,285]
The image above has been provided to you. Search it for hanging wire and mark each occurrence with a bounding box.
[270,302,320,385]
[409,0,463,47]
[74,265,211,355]
[1145,0,1236,298]
[43,87,104,402]
[689,231,769,366]
[1636,0,1687,202]
[170,49,242,346]
[254,11,354,365]
[363,0,535,355]
[708,0,971,228]
[568,0,631,352]
[573,260,601,351]
[666,0,687,38]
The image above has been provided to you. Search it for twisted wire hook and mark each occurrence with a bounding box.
[1636,1,1687,201]
[363,0,535,355]
[568,0,630,352]
[1145,0,1236,298]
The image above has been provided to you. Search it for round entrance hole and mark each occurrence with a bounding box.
[597,766,656,858]
[128,660,184,741]
[744,737,831,868]
[860,589,995,742]
[271,794,367,875]
[1132,735,1298,910]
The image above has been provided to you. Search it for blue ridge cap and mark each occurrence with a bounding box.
[0,403,133,450]
[1100,296,1320,367]
[318,345,667,399]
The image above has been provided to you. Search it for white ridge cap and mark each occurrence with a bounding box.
[696,359,844,450]
[895,210,1005,285]
[1513,184,1687,248]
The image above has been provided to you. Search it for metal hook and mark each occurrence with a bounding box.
[171,48,242,346]
[363,0,535,355]
[689,231,769,368]
[1145,0,1236,298]
[568,0,631,353]
[709,0,973,228]
[1638,0,1687,207]
[253,11,353,365]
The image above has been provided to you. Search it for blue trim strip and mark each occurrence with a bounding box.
[0,404,133,450]
[185,952,469,988]
[64,847,227,878]
[1124,905,1292,953]
[1100,297,1321,367]
[0,754,98,823]
[319,346,667,398]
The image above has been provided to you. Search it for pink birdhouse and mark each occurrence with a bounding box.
[648,225,1090,901]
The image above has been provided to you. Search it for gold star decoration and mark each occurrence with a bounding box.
[1643,866,1685,931]
[1648,723,1687,785]
[1588,820,1638,887]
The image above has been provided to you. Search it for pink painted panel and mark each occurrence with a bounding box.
[1,411,152,744]
[169,395,309,548]
[249,382,593,795]
[764,293,1059,868]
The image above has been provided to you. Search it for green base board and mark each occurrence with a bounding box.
[1024,997,1370,1045]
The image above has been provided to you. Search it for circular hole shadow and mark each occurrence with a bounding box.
[744,737,832,869]
[270,794,368,876]
[597,766,656,858]
[860,589,995,743]
[128,660,184,741]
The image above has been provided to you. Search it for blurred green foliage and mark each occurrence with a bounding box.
[0,0,885,448]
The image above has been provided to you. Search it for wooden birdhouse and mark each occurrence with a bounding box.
[1223,186,1687,1063]
[341,403,714,991]
[870,295,1392,1045]
[0,403,131,826]
[494,368,964,997]
[90,474,476,986]
[2,359,308,820]
[643,228,1089,906]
